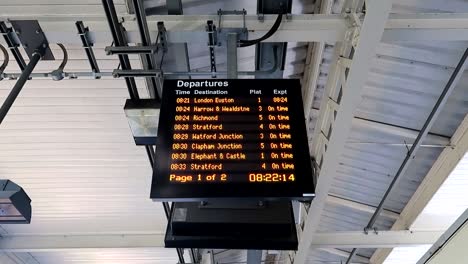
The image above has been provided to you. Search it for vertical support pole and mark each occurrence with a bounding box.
[167,2,194,261]
[101,0,140,100]
[132,0,161,100]
[0,52,41,124]
[206,20,217,78]
[247,250,262,264]
[165,0,191,80]
[227,33,238,79]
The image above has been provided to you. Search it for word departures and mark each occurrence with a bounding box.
[151,79,314,201]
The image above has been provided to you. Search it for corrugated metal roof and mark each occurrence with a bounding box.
[31,249,180,264]
[303,1,468,263]
[307,41,467,264]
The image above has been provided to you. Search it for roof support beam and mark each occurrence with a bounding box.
[312,231,442,249]
[326,195,400,220]
[1,13,468,46]
[370,114,468,264]
[0,233,165,252]
[352,117,450,145]
[0,231,443,252]
[318,249,369,263]
[293,1,393,263]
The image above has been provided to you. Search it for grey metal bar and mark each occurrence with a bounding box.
[101,0,140,100]
[227,33,238,79]
[113,69,250,77]
[132,0,161,100]
[112,52,278,77]
[247,250,262,264]
[206,20,217,78]
[76,21,101,78]
[106,46,158,55]
[345,47,468,264]
[133,0,185,259]
[1,71,113,79]
[1,64,280,80]
[0,52,41,124]
[0,22,27,71]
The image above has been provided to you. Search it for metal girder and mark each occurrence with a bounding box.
[2,13,468,46]
[0,233,165,252]
[312,231,442,248]
[326,195,400,220]
[318,249,369,263]
[0,230,443,252]
[370,115,468,264]
[352,117,450,146]
[293,1,393,263]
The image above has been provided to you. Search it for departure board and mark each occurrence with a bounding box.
[151,79,314,201]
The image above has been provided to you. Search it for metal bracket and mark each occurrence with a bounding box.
[0,21,27,71]
[363,227,378,235]
[0,31,18,46]
[50,44,68,81]
[344,12,363,48]
[9,20,54,60]
[218,9,247,32]
[76,21,101,78]
[206,20,217,77]
[206,20,218,47]
[216,9,248,46]
[157,22,168,53]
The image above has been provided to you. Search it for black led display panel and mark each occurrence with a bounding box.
[151,79,314,201]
